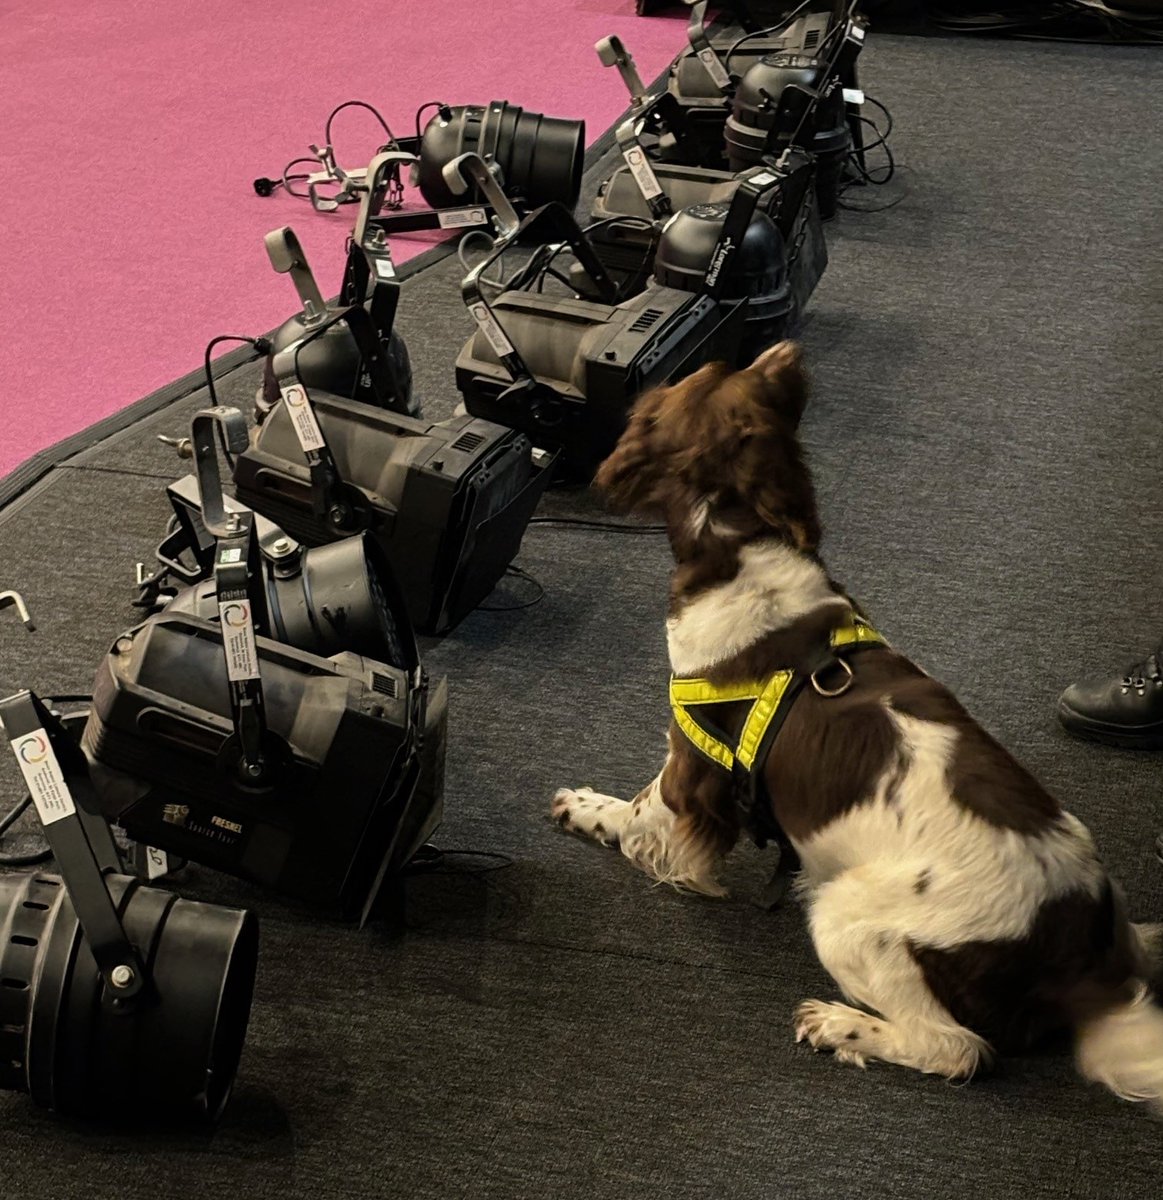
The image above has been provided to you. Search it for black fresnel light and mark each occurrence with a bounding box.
[257,185,416,423]
[0,690,258,1125]
[255,97,585,235]
[140,410,410,666]
[594,4,869,223]
[451,149,820,479]
[87,409,448,923]
[234,198,556,635]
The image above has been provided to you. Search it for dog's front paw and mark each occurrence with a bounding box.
[795,1000,880,1069]
[551,787,579,827]
[551,787,622,846]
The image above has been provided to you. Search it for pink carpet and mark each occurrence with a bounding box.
[0,1,687,479]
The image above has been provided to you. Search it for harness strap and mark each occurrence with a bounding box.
[831,618,886,651]
[669,615,887,778]
[668,612,889,871]
[670,670,795,773]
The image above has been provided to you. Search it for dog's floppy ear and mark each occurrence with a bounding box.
[750,340,808,429]
[594,389,663,511]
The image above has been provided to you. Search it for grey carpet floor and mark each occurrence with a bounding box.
[2,31,1163,1200]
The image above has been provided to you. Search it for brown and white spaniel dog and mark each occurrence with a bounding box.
[551,341,1163,1105]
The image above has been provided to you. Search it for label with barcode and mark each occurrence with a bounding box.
[469,301,515,356]
[697,46,731,90]
[622,145,664,201]
[279,383,327,453]
[10,729,76,826]
[218,599,261,682]
[843,88,864,106]
[438,207,488,229]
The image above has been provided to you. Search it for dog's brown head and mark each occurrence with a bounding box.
[596,342,819,567]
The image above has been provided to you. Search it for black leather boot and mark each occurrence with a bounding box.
[1058,647,1163,748]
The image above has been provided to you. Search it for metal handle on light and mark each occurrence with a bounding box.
[0,591,34,632]
[353,150,422,250]
[595,35,648,109]
[264,226,329,324]
[0,690,147,1003]
[442,153,521,240]
[191,407,251,539]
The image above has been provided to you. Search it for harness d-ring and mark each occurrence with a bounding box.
[811,657,854,698]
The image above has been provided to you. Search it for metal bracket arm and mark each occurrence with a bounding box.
[264,226,328,325]
[192,407,251,539]
[595,35,649,110]
[0,591,34,632]
[345,150,418,339]
[212,515,268,778]
[614,120,673,220]
[442,153,521,241]
[0,690,147,1004]
[685,2,733,93]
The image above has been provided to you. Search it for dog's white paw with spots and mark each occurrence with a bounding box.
[551,788,622,846]
[795,1000,880,1069]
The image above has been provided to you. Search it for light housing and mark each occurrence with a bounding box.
[82,612,446,924]
[0,692,260,1126]
[415,101,585,210]
[451,154,821,478]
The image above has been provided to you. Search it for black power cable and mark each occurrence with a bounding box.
[475,520,670,613]
[203,335,272,412]
[405,845,515,877]
[323,99,397,149]
[478,565,546,612]
[839,95,905,213]
[278,156,323,200]
[0,806,51,866]
[723,0,817,75]
[527,517,667,534]
[414,100,449,140]
[256,100,406,205]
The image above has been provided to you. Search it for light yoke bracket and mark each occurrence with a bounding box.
[595,35,649,111]
[343,150,417,337]
[192,407,271,782]
[614,120,673,220]
[0,690,148,1007]
[447,153,618,392]
[685,2,733,93]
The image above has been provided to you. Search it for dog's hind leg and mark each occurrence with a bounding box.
[794,867,991,1079]
[552,773,726,896]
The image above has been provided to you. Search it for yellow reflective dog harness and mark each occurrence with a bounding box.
[669,614,888,788]
[669,613,889,901]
